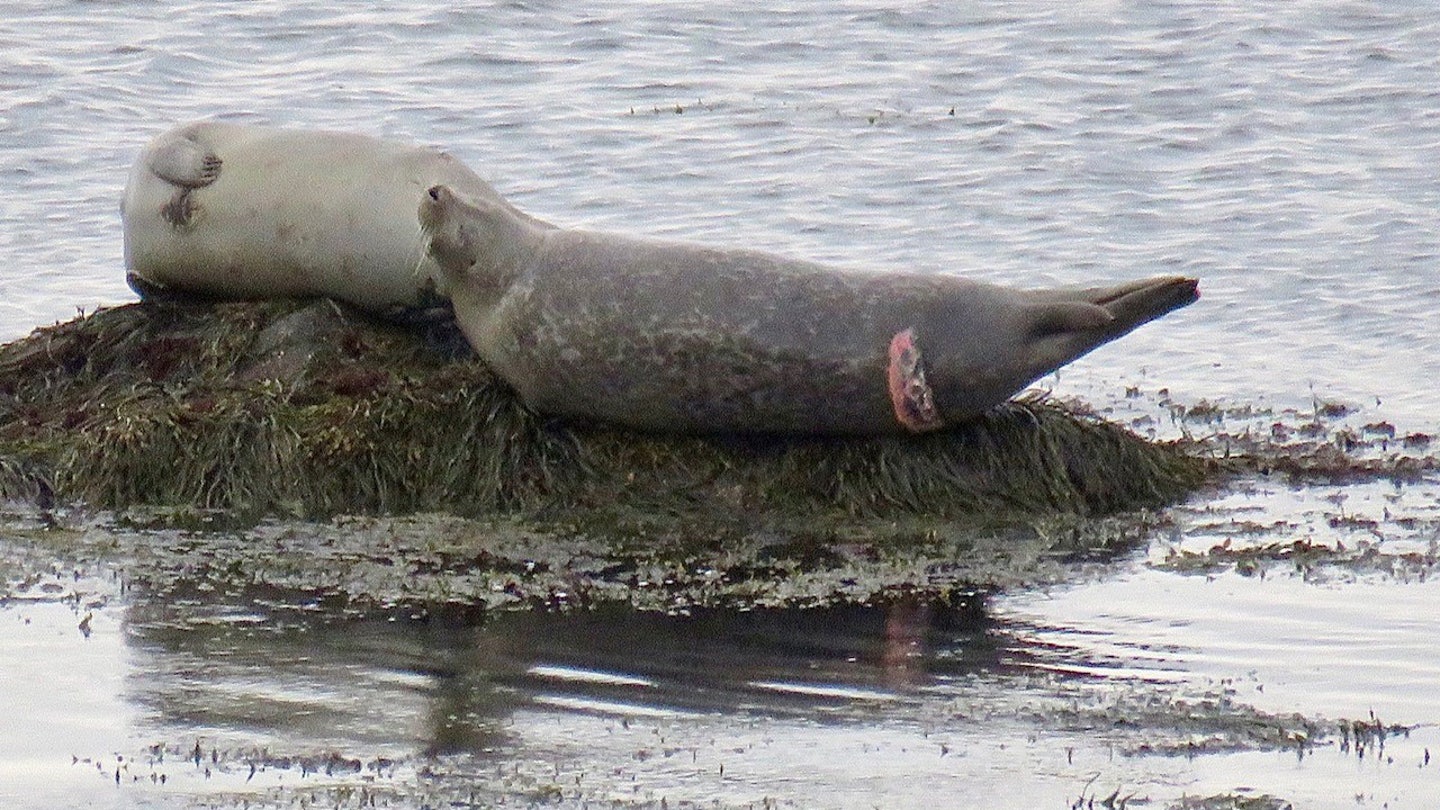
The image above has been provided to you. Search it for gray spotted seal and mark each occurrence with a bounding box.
[419,184,1199,435]
[121,121,515,317]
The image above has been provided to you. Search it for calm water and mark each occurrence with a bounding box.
[2,1,1439,808]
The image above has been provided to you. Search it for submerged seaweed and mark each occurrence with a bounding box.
[0,299,1208,523]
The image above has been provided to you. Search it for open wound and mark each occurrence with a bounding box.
[887,328,944,432]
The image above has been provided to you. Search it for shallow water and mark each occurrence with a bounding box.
[5,558,1440,809]
[2,1,1439,807]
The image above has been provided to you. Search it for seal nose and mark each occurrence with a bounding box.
[419,185,450,233]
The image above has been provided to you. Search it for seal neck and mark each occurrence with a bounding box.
[486,202,551,283]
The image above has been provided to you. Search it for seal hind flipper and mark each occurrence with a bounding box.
[1026,276,1199,335]
[1024,301,1114,338]
[1092,276,1199,336]
[1020,276,1199,374]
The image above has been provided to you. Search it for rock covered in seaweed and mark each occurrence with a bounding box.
[0,299,1209,521]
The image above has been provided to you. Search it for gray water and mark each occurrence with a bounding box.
[2,2,1439,808]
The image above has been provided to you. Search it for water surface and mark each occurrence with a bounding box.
[2,2,1439,807]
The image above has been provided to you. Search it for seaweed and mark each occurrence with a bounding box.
[0,299,1210,523]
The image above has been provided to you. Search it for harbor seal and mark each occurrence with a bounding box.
[419,184,1199,435]
[121,121,520,317]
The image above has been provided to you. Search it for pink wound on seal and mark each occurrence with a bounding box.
[887,328,944,433]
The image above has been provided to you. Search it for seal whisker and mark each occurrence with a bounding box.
[409,222,429,281]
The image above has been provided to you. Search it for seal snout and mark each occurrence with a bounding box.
[418,183,481,277]
[418,184,455,235]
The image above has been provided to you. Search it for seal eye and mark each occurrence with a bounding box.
[427,185,442,201]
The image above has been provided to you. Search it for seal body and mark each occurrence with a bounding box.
[421,185,1199,435]
[121,121,510,315]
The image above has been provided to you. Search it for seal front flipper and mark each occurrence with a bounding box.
[147,132,223,189]
[145,131,223,229]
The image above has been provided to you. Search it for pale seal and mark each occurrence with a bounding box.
[419,184,1198,435]
[121,121,517,317]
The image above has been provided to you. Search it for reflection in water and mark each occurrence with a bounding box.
[120,588,996,756]
[12,533,1440,807]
